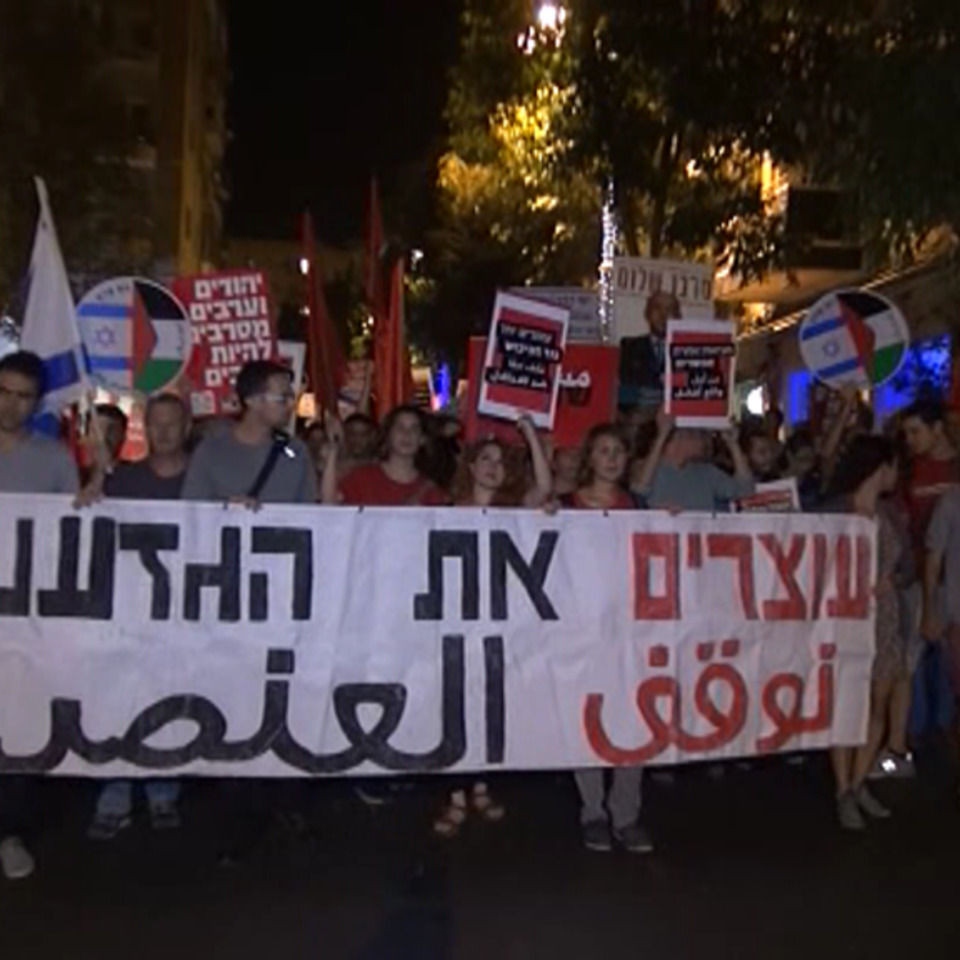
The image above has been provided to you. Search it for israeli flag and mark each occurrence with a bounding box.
[19,178,89,424]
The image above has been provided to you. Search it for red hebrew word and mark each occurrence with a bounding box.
[632,534,680,621]
[706,534,758,620]
[826,535,872,620]
[758,534,807,621]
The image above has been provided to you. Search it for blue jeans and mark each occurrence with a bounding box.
[95,780,180,819]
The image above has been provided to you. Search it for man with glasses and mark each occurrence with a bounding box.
[0,350,80,881]
[182,359,315,504]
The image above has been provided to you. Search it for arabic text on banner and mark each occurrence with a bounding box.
[0,496,875,778]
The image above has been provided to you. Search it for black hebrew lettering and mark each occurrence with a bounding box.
[484,635,506,764]
[183,527,241,622]
[490,531,559,621]
[413,531,480,621]
[250,527,313,620]
[38,517,116,620]
[249,573,268,622]
[118,523,180,621]
[0,519,33,617]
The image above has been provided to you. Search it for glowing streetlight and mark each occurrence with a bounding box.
[537,2,566,33]
[299,257,309,276]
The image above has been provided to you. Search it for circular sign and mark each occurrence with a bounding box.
[799,288,909,389]
[77,277,191,395]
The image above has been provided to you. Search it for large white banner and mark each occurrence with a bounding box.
[0,496,876,778]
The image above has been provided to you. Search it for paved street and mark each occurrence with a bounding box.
[2,751,958,960]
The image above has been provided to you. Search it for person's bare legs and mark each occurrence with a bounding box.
[853,678,894,787]
[887,674,912,756]
[831,747,853,796]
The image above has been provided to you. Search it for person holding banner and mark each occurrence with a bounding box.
[87,394,191,840]
[431,415,553,837]
[0,351,80,880]
[182,360,316,505]
[562,424,652,853]
[323,405,447,507]
[827,435,903,831]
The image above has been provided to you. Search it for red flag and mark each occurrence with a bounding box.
[375,258,414,413]
[301,211,345,415]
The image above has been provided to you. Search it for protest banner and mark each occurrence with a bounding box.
[465,338,618,448]
[736,478,800,514]
[507,287,600,343]
[173,271,277,418]
[0,495,875,778]
[665,319,737,429]
[77,277,192,395]
[612,257,714,341]
[478,293,569,430]
[799,289,909,389]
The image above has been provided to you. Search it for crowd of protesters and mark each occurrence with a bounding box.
[0,347,958,878]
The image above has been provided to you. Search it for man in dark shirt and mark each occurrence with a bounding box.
[88,394,190,839]
[105,394,190,500]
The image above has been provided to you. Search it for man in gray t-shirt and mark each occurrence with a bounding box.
[0,353,78,495]
[182,360,316,504]
[0,351,81,882]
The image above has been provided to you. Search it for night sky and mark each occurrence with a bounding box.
[226,1,459,245]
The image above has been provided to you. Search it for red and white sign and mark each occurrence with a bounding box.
[466,339,618,448]
[665,319,737,429]
[477,292,569,430]
[174,271,277,418]
[736,478,800,514]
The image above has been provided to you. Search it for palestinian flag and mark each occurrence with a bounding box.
[799,289,909,388]
[77,277,191,394]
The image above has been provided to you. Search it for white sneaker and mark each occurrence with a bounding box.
[868,750,916,780]
[0,836,35,880]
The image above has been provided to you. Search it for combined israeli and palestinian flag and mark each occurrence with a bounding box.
[77,277,191,394]
[799,289,910,389]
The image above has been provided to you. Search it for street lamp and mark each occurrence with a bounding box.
[537,2,566,33]
[299,257,309,276]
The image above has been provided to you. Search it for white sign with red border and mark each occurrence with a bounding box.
[665,319,737,430]
[477,292,569,430]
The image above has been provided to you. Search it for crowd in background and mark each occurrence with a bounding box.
[0,348,958,876]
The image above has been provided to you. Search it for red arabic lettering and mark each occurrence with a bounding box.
[632,534,680,621]
[583,641,748,764]
[826,535,872,620]
[759,534,807,621]
[755,644,836,752]
[706,534,758,619]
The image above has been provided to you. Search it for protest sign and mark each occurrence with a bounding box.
[478,293,569,429]
[465,338,618,448]
[77,277,192,395]
[665,319,737,429]
[507,287,600,343]
[736,478,800,514]
[173,271,276,418]
[799,289,909,389]
[0,495,874,778]
[612,257,714,341]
